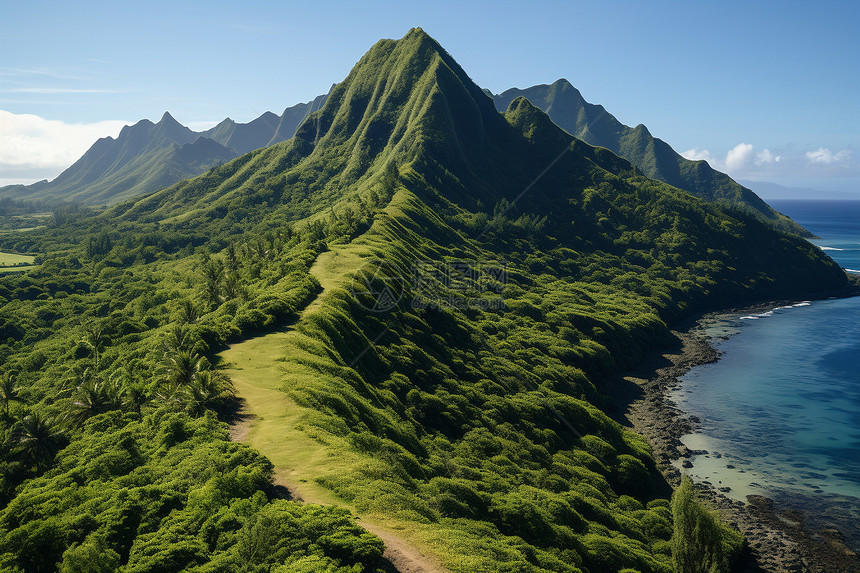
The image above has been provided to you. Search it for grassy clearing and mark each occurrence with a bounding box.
[219,328,356,508]
[0,252,35,266]
[219,237,456,571]
[219,239,373,507]
[306,243,371,313]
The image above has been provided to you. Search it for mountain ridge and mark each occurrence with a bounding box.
[492,79,811,236]
[0,93,330,206]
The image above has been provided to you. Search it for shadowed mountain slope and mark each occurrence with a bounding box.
[493,79,810,236]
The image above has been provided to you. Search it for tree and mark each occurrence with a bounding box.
[226,243,239,275]
[163,323,193,353]
[81,325,106,372]
[11,413,63,467]
[223,271,243,301]
[177,298,200,325]
[0,371,21,420]
[85,231,113,258]
[181,370,234,417]
[164,350,206,387]
[201,257,225,310]
[66,375,123,426]
[122,381,149,416]
[59,535,120,573]
[671,477,742,573]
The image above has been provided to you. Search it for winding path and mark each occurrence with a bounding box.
[219,245,449,573]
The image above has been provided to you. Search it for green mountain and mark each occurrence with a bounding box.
[0,95,328,207]
[0,29,847,573]
[492,79,810,236]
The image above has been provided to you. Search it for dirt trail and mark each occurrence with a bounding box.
[219,246,449,573]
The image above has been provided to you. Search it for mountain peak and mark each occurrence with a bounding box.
[549,78,584,100]
[159,111,180,125]
[491,81,811,236]
[404,26,428,37]
[631,123,651,136]
[293,28,499,171]
[504,96,571,148]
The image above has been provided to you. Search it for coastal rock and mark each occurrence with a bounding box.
[748,495,775,509]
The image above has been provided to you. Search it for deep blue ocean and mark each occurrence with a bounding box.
[673,200,860,548]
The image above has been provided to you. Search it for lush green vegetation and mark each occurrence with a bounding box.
[671,479,743,573]
[0,219,390,571]
[0,28,846,572]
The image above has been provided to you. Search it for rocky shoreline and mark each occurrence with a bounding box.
[610,283,860,573]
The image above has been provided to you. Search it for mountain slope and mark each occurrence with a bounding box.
[0,28,847,573]
[493,79,810,236]
[0,95,329,206]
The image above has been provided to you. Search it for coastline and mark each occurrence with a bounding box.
[609,278,860,573]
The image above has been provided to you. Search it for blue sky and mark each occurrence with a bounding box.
[1,0,858,196]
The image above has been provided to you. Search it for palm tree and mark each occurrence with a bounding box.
[163,323,192,353]
[11,412,63,467]
[223,271,243,301]
[182,370,234,417]
[164,350,206,387]
[122,381,149,415]
[226,243,239,275]
[81,324,106,371]
[201,257,224,310]
[177,298,199,325]
[66,376,122,426]
[0,371,21,420]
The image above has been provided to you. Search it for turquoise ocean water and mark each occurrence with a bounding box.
[673,200,860,548]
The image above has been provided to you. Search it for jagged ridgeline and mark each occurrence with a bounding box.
[0,94,328,206]
[492,80,810,236]
[0,29,846,573]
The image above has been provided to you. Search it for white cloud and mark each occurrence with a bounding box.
[725,142,754,170]
[805,147,851,164]
[755,149,781,165]
[680,147,716,163]
[0,109,128,184]
[186,120,221,131]
[683,141,856,181]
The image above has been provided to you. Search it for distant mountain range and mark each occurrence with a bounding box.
[0,93,328,205]
[1,75,810,237]
[492,80,808,236]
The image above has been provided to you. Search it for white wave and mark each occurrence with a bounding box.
[819,246,844,251]
[774,305,794,310]
[740,316,760,320]
[846,268,860,274]
[792,302,811,307]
